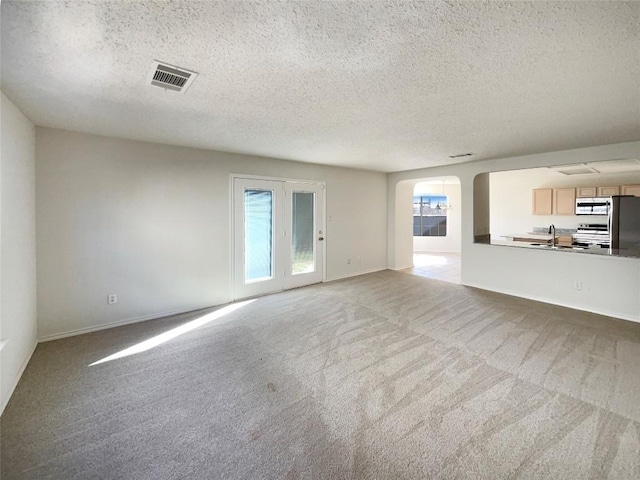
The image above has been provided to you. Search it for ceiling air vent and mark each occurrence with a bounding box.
[448,152,474,159]
[146,60,198,93]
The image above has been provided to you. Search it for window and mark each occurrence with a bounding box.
[413,195,447,236]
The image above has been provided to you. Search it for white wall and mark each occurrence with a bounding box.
[389,180,414,270]
[388,141,640,323]
[491,169,640,238]
[36,128,388,340]
[412,181,461,253]
[1,93,38,414]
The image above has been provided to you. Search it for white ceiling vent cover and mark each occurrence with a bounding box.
[548,164,600,176]
[146,60,198,93]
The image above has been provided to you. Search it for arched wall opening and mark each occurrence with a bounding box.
[413,177,462,254]
[389,176,462,282]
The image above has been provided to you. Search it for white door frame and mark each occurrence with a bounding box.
[229,174,326,301]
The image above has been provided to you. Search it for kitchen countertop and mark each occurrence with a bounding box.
[504,232,576,241]
[504,233,553,240]
[477,237,640,259]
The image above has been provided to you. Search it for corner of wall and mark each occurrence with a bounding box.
[1,91,38,415]
[0,339,37,415]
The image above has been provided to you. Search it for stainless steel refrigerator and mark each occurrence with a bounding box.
[609,196,640,251]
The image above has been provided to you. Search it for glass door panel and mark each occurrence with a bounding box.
[284,183,324,290]
[233,179,283,299]
[291,192,315,275]
[244,189,274,282]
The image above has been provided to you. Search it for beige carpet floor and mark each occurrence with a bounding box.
[2,270,640,479]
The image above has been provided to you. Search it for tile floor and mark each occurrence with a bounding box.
[403,252,461,284]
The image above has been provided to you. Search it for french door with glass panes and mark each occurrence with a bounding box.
[233,177,324,300]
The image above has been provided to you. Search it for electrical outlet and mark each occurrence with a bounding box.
[108,294,118,304]
[347,258,351,265]
[574,281,582,291]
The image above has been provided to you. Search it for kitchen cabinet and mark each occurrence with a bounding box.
[598,186,620,196]
[621,184,640,197]
[532,188,553,215]
[577,187,597,197]
[554,188,576,215]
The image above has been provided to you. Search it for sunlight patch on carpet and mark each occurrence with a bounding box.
[89,300,255,366]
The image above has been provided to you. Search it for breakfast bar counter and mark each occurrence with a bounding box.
[476,237,640,259]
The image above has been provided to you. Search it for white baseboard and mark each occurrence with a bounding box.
[1,339,38,416]
[38,304,225,342]
[391,264,414,271]
[325,267,387,283]
[463,281,640,324]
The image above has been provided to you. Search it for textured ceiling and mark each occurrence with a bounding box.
[1,1,639,172]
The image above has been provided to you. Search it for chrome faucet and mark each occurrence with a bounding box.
[548,224,557,249]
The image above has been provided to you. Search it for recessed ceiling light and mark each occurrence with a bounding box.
[555,167,599,175]
[586,158,640,173]
[548,164,599,175]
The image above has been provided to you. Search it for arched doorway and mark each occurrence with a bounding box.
[408,176,461,284]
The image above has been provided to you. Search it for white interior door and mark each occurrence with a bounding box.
[233,178,324,300]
